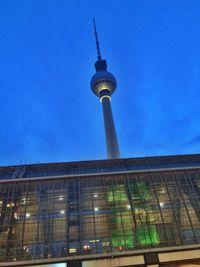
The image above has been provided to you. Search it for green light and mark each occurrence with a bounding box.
[108,182,150,202]
[137,225,160,245]
[111,230,134,249]
[129,182,150,200]
[108,182,160,249]
[108,185,128,202]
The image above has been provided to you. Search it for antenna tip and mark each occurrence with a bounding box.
[93,18,96,29]
[92,18,102,61]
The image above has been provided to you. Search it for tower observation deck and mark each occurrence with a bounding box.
[90,19,120,159]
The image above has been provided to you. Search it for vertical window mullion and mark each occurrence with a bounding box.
[36,181,42,259]
[162,173,183,245]
[175,172,197,243]
[150,173,169,245]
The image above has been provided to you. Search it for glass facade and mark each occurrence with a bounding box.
[0,157,200,263]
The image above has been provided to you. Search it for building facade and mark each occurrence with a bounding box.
[0,154,200,266]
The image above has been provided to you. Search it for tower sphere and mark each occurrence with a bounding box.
[90,70,117,97]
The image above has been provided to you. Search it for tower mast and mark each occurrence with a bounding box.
[91,19,120,159]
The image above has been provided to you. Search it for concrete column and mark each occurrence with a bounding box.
[101,96,120,159]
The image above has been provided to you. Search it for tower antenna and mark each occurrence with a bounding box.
[93,18,102,61]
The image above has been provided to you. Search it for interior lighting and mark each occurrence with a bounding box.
[7,202,15,208]
[26,213,30,218]
[58,196,64,201]
[93,194,98,198]
[100,95,111,102]
[94,207,99,212]
[23,246,30,253]
[89,239,100,243]
[60,210,65,214]
[21,198,26,204]
[83,245,91,252]
[69,248,76,253]
[127,204,131,209]
[159,202,164,207]
[118,246,123,251]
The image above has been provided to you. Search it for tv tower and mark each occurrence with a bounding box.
[91,19,120,159]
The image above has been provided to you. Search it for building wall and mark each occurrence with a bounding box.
[0,168,200,264]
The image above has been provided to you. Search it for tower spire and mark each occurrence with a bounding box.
[93,18,102,61]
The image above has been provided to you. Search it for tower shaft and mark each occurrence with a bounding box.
[101,96,120,159]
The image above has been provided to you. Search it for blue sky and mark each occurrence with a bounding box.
[0,0,200,166]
